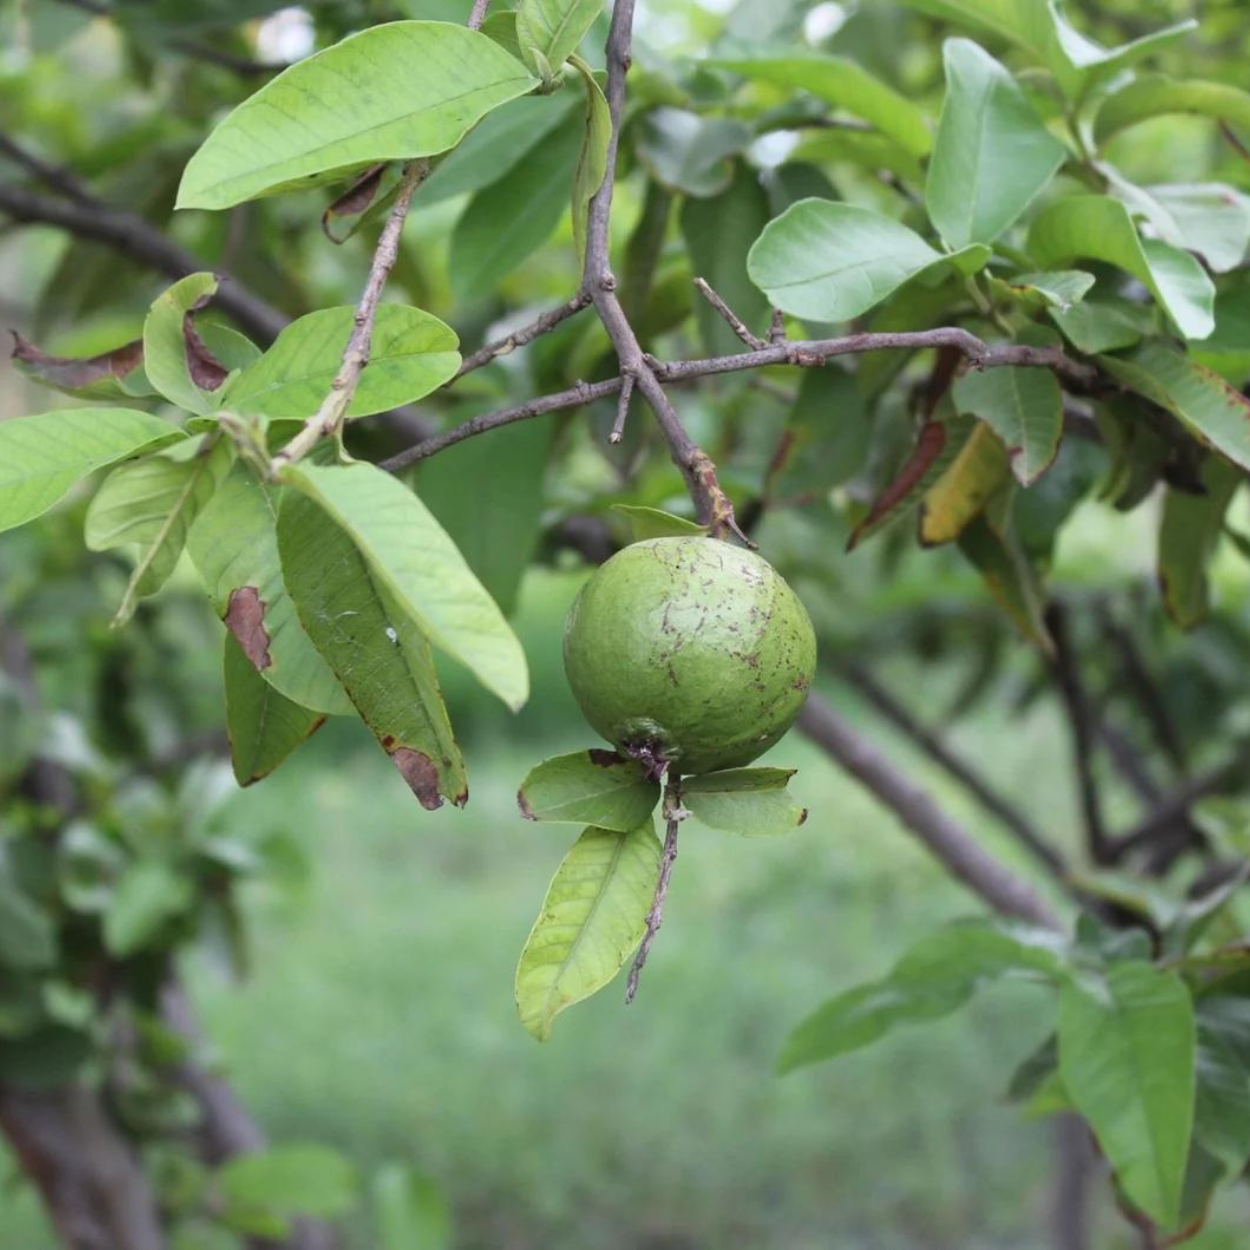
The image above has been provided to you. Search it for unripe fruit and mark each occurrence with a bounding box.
[563,537,817,776]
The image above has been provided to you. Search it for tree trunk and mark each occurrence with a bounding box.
[0,1083,165,1250]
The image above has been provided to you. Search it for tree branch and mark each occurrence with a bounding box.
[840,664,1068,879]
[798,695,1062,929]
[0,178,288,343]
[454,292,591,379]
[1112,755,1246,859]
[271,158,430,471]
[692,277,768,350]
[0,1085,166,1250]
[581,0,748,541]
[380,325,1100,471]
[626,780,685,1003]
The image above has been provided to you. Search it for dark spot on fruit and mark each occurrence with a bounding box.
[224,586,272,670]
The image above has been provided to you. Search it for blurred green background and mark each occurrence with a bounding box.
[2,561,1248,1248]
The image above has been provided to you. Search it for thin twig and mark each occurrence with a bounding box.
[271,159,430,472]
[381,325,1100,470]
[1046,603,1113,866]
[581,0,748,542]
[0,132,94,204]
[379,377,621,471]
[468,0,491,29]
[626,781,685,1003]
[454,292,591,379]
[840,664,1068,879]
[798,696,1062,929]
[693,277,768,349]
[611,369,635,443]
[769,308,786,343]
[1112,755,1246,858]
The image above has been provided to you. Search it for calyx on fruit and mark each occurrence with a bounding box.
[563,537,817,777]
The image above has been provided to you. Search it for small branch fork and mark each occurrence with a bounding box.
[627,780,687,1002]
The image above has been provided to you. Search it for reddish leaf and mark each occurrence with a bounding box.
[11,331,144,391]
[182,294,229,392]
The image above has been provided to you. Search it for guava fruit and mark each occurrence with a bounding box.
[563,537,817,777]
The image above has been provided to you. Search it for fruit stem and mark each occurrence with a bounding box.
[626,778,685,1003]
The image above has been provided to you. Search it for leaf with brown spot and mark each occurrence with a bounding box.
[182,300,230,392]
[223,632,324,786]
[1099,342,1250,473]
[322,162,404,243]
[848,414,973,550]
[276,489,468,809]
[10,331,152,401]
[223,586,272,670]
[392,748,448,811]
[517,750,660,831]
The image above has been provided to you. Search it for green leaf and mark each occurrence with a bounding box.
[516,0,600,76]
[282,462,528,710]
[0,407,182,534]
[749,200,987,324]
[0,1026,93,1091]
[998,270,1094,311]
[953,353,1065,486]
[1049,299,1151,354]
[894,1,1193,93]
[143,273,230,415]
[187,465,350,716]
[1058,962,1195,1229]
[1098,342,1250,474]
[682,768,806,837]
[926,39,1067,250]
[636,108,752,198]
[769,365,870,499]
[1095,74,1250,146]
[781,919,1066,1073]
[518,750,660,831]
[103,861,195,957]
[1028,196,1215,340]
[85,438,233,624]
[176,22,539,210]
[569,56,610,263]
[223,633,324,787]
[1193,1018,1250,1179]
[919,421,1012,544]
[421,92,576,206]
[957,514,1051,649]
[1158,456,1240,629]
[219,1145,358,1222]
[609,505,708,542]
[680,160,773,357]
[0,879,56,971]
[224,306,460,420]
[515,821,661,1041]
[449,110,583,302]
[712,54,932,158]
[417,417,550,617]
[373,1164,451,1250]
[276,490,468,809]
[1146,184,1250,275]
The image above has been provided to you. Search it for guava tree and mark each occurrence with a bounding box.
[3,0,1250,1246]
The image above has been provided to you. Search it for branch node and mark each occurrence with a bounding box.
[693,276,768,350]
[610,370,636,444]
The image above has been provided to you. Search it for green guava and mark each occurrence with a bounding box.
[563,537,817,777]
